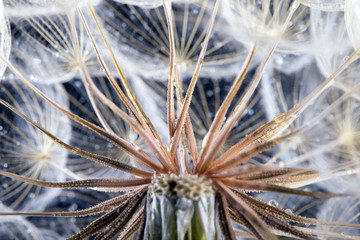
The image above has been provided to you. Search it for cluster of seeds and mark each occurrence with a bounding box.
[149,174,214,200]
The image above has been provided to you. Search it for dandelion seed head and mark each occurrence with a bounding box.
[1,0,360,239]
[345,0,360,50]
[223,0,311,51]
[297,0,345,11]
[0,81,71,210]
[0,2,11,80]
[99,0,248,79]
[3,0,102,17]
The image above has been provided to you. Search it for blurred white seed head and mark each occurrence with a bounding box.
[316,197,360,237]
[345,0,360,50]
[3,0,102,17]
[297,0,345,11]
[112,0,201,9]
[8,8,105,84]
[0,81,71,210]
[311,9,354,78]
[0,1,10,80]
[222,0,310,51]
[98,0,248,79]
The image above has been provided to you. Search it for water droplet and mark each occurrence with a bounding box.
[134,145,141,152]
[291,1,300,10]
[268,199,279,207]
[128,131,138,141]
[275,56,284,65]
[192,9,199,15]
[285,209,293,214]
[199,129,206,135]
[69,203,78,211]
[206,90,214,97]
[74,80,82,88]
[343,56,350,62]
[29,74,37,82]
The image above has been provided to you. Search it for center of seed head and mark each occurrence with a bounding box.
[149,174,214,201]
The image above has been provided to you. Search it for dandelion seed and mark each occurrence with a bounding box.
[297,0,345,11]
[98,0,248,78]
[345,0,360,50]
[6,4,104,84]
[0,80,71,211]
[0,2,10,79]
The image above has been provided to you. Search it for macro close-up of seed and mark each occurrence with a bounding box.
[0,0,360,239]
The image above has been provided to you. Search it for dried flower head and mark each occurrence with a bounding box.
[0,0,360,240]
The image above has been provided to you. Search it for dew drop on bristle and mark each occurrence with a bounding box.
[285,209,293,214]
[268,199,279,207]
